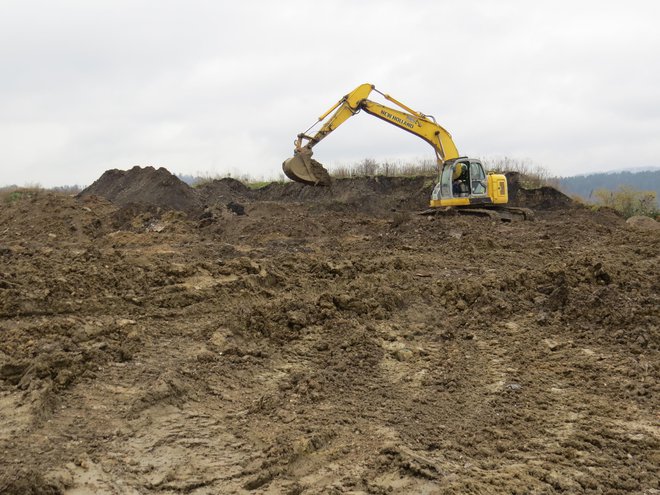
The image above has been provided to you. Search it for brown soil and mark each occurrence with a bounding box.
[79,166,203,214]
[505,172,576,210]
[1,169,658,494]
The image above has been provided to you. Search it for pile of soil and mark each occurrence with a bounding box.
[79,166,203,214]
[257,176,433,213]
[506,172,576,209]
[196,177,256,205]
[1,170,658,494]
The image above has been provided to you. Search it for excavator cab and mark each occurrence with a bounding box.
[431,159,506,206]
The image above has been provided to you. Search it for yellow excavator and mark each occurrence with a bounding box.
[283,83,532,220]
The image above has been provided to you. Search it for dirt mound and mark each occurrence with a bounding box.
[195,177,255,206]
[78,166,202,214]
[257,176,433,213]
[627,215,659,230]
[506,172,576,209]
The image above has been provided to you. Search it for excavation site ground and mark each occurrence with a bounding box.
[0,167,658,494]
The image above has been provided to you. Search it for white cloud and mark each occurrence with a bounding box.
[0,0,658,186]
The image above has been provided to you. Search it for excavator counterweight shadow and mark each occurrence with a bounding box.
[282,150,331,187]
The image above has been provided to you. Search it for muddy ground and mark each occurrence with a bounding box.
[1,169,658,494]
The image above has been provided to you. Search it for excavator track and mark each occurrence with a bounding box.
[420,206,534,222]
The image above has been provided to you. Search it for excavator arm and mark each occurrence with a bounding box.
[283,83,459,186]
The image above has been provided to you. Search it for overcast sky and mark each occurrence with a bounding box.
[1,0,659,187]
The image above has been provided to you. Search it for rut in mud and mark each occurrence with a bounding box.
[1,167,658,494]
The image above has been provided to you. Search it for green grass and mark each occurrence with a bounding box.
[1,187,42,204]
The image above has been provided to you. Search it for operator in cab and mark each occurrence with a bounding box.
[452,163,469,197]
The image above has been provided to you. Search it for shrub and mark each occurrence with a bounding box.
[480,156,558,188]
[330,157,437,178]
[592,186,658,218]
[0,187,43,204]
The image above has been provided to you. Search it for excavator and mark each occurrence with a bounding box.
[282,83,532,220]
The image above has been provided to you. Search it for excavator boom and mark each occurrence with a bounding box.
[359,99,459,162]
[282,83,458,186]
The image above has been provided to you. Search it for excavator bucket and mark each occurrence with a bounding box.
[282,148,331,186]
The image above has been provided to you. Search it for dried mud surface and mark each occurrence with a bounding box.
[1,170,659,494]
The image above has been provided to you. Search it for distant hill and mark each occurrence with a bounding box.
[558,170,660,204]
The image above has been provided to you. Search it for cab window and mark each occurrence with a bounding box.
[440,165,453,198]
[470,162,487,195]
